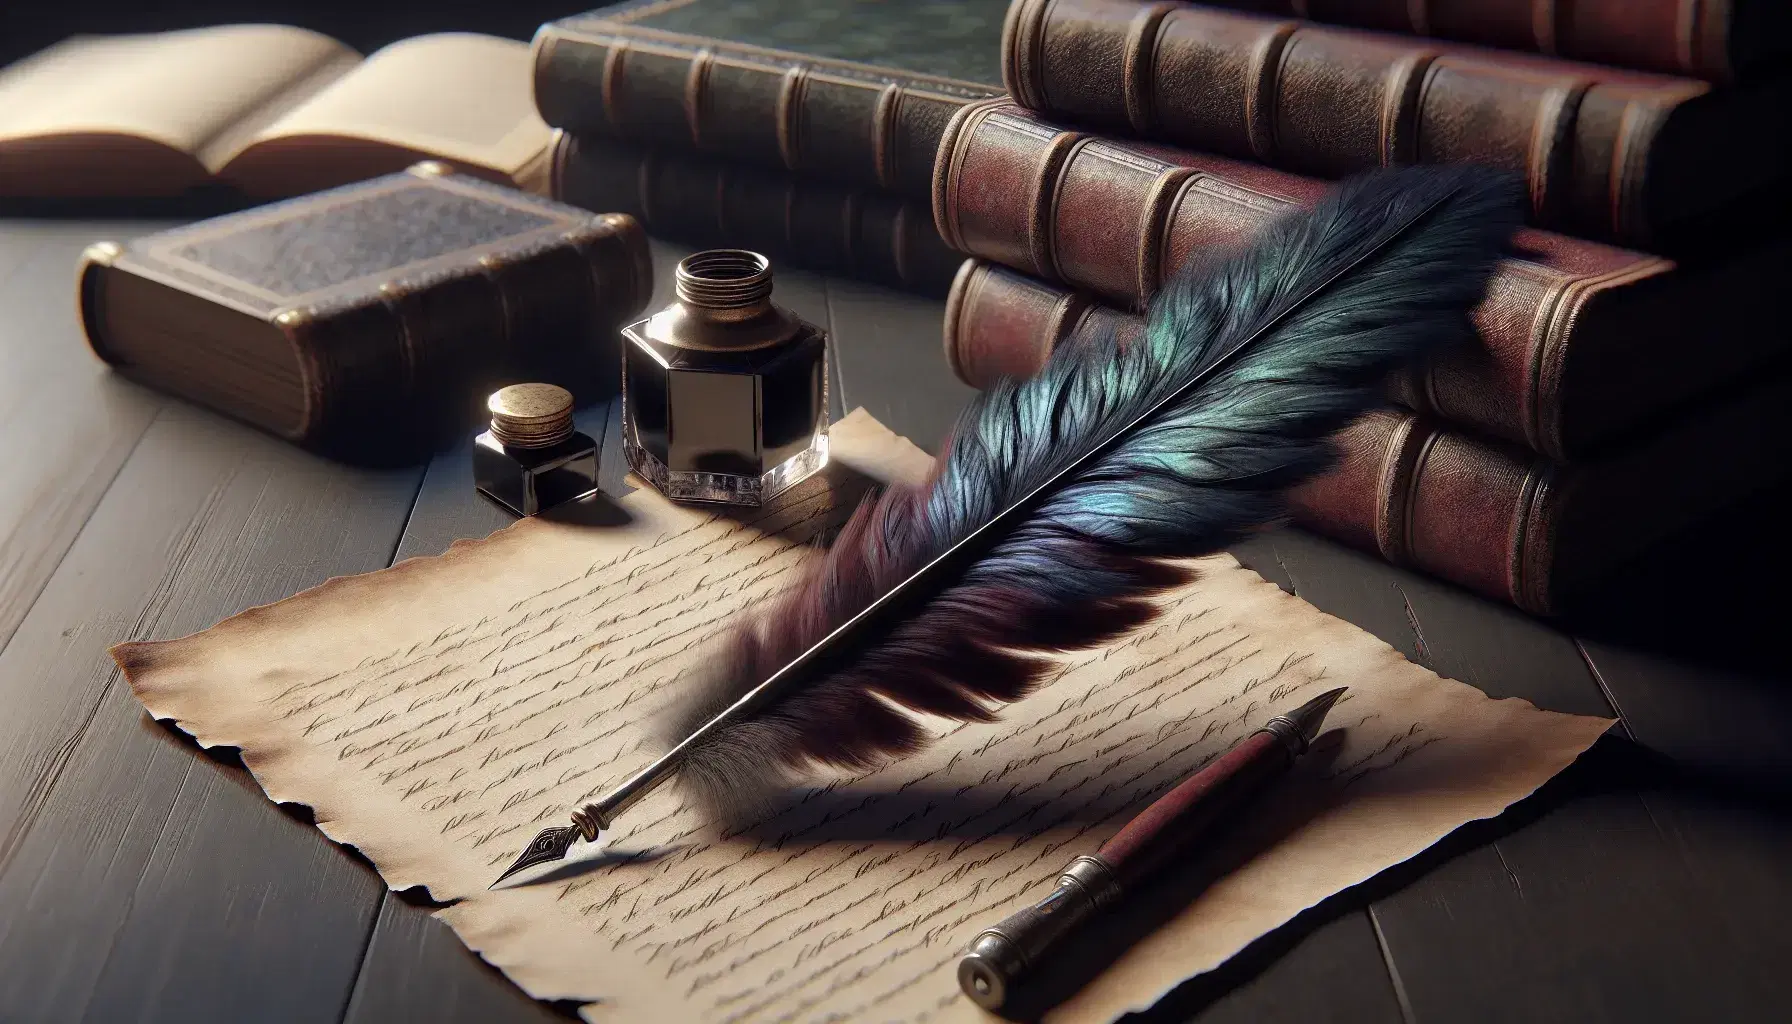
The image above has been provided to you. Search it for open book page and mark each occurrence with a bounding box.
[116,410,1612,1022]
[219,33,551,192]
[0,26,357,189]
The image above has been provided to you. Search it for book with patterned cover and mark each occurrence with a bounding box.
[531,0,1009,199]
[79,162,651,461]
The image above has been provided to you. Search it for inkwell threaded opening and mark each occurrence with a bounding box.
[488,383,575,449]
[674,249,773,312]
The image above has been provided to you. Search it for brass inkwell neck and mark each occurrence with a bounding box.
[647,249,800,352]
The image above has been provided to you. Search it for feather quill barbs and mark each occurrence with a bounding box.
[492,165,1519,883]
[647,165,1522,818]
[488,167,1517,880]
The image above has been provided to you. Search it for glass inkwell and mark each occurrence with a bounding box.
[621,249,829,505]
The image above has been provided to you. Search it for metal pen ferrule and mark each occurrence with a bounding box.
[957,854,1123,1011]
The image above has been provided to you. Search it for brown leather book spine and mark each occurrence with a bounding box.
[1001,0,1717,246]
[1290,408,1562,613]
[1207,1,1791,84]
[934,102,1695,461]
[532,20,1001,199]
[552,132,963,297]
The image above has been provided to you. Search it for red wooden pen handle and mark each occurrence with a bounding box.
[1096,729,1292,885]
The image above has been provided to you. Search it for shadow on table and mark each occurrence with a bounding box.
[1122,734,1791,1023]
[1561,476,1791,680]
[0,189,257,221]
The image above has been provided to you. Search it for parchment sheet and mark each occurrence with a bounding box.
[117,410,1613,1023]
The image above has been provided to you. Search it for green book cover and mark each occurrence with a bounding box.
[558,0,1008,86]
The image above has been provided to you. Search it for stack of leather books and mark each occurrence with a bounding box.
[527,0,1013,296]
[936,0,1792,615]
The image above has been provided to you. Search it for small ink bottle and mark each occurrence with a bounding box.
[473,383,599,516]
[621,249,828,505]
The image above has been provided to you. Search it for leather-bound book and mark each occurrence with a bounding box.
[550,131,965,297]
[943,261,1792,613]
[532,0,1008,200]
[934,101,1792,461]
[1203,0,1792,84]
[79,163,652,462]
[1000,0,1792,249]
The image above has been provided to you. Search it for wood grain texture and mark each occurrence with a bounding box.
[1579,638,1792,786]
[1370,765,1792,1023]
[345,898,568,1024]
[0,401,421,1022]
[0,223,166,654]
[1138,910,1401,1024]
[1252,529,1792,1022]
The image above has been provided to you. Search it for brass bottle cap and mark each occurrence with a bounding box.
[488,383,575,449]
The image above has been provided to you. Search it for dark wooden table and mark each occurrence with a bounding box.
[0,217,1788,1024]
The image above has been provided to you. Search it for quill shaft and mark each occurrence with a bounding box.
[580,184,1464,830]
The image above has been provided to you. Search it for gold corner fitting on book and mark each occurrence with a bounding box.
[80,240,123,268]
[273,308,313,330]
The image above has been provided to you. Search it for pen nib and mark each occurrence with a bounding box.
[490,824,585,888]
[1286,686,1348,747]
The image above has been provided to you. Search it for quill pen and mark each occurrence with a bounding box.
[494,165,1520,886]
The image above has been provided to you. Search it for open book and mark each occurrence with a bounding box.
[0,25,552,199]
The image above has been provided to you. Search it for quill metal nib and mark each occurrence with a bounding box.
[490,825,585,887]
[1265,686,1348,754]
[490,807,609,888]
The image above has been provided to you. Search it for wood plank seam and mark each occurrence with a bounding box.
[1366,907,1418,1024]
[0,405,198,877]
[67,756,201,1021]
[1394,583,1431,664]
[1274,542,1409,1014]
[0,398,162,654]
[1571,638,1637,741]
[332,461,459,1017]
[333,889,392,1024]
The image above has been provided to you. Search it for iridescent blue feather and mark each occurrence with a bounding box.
[661,166,1521,812]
